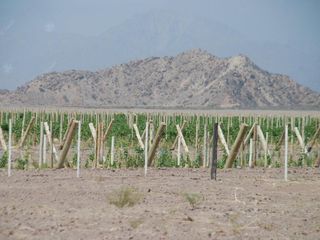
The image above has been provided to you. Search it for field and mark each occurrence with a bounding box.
[0,108,320,239]
[1,168,320,240]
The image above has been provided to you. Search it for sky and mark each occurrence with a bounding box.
[0,0,319,91]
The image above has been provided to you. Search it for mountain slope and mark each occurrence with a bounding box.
[0,49,319,109]
[1,11,319,92]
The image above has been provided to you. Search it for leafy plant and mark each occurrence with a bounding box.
[108,186,142,208]
[0,151,8,168]
[15,157,28,170]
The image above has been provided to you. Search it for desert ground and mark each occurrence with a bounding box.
[0,167,319,240]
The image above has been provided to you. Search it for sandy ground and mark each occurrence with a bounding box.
[0,168,320,240]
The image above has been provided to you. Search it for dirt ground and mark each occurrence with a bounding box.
[0,167,319,240]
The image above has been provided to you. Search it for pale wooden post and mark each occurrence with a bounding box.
[144,121,149,177]
[177,135,181,166]
[203,124,207,168]
[77,121,81,178]
[8,119,12,177]
[147,122,166,166]
[285,125,288,181]
[0,127,7,151]
[218,124,230,155]
[264,132,268,167]
[57,120,78,169]
[103,119,114,141]
[43,134,47,165]
[171,120,187,150]
[294,127,307,153]
[225,124,248,168]
[111,136,115,166]
[176,125,189,153]
[133,124,144,149]
[43,122,59,162]
[249,138,253,168]
[39,122,44,168]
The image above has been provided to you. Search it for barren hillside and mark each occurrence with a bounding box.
[1,49,319,109]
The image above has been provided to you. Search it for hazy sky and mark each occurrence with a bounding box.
[1,0,319,90]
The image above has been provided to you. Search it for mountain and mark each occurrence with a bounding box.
[1,11,319,92]
[0,49,319,109]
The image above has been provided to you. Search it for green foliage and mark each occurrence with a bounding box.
[156,148,176,167]
[0,151,8,168]
[15,156,28,170]
[108,186,142,208]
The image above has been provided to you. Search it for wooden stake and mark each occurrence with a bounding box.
[144,121,149,177]
[225,124,249,168]
[133,124,144,149]
[43,134,47,164]
[77,121,81,178]
[218,124,230,155]
[8,119,12,177]
[203,124,207,168]
[177,135,181,166]
[111,136,115,166]
[57,120,78,169]
[249,138,253,168]
[176,125,189,153]
[39,122,44,168]
[147,122,166,166]
[211,123,218,180]
[285,125,288,181]
[170,120,187,150]
[43,122,59,162]
[103,119,114,141]
[0,127,7,151]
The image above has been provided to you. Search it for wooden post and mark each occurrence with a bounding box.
[43,134,47,165]
[285,125,288,181]
[43,122,59,162]
[56,120,78,169]
[170,120,187,150]
[211,123,218,180]
[50,121,54,168]
[249,138,253,168]
[264,132,268,167]
[148,122,166,166]
[176,125,189,153]
[218,124,230,155]
[77,121,81,178]
[294,127,307,153]
[8,119,12,177]
[0,127,7,151]
[133,124,144,149]
[177,135,181,166]
[144,121,149,177]
[103,119,114,141]
[225,124,248,168]
[19,117,35,148]
[39,122,44,168]
[203,124,207,168]
[110,136,115,166]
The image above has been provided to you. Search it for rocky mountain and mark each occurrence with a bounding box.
[0,49,319,109]
[1,11,320,92]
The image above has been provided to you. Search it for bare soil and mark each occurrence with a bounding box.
[0,168,319,240]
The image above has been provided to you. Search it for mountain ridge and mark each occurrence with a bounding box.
[0,49,319,109]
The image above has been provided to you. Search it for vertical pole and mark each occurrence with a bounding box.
[8,119,12,177]
[285,125,288,181]
[203,124,207,168]
[39,122,44,168]
[77,121,81,178]
[111,136,115,166]
[177,136,181,166]
[50,121,54,168]
[264,132,269,168]
[144,121,149,177]
[249,138,253,168]
[211,123,218,180]
[43,134,47,165]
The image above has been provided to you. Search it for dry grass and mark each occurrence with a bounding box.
[108,186,142,208]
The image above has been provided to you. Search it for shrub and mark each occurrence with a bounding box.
[108,186,142,208]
